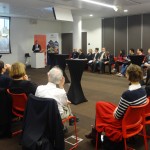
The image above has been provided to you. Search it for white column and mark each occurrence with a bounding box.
[73,16,82,49]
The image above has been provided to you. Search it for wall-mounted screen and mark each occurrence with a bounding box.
[0,17,10,54]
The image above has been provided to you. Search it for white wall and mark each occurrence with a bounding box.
[1,17,102,64]
[83,18,102,52]
[1,18,62,64]
[61,17,102,52]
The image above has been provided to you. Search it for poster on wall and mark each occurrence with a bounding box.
[46,33,59,54]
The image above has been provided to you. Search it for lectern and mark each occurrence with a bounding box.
[31,53,45,68]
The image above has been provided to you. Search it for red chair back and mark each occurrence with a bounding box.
[143,97,150,125]
[7,89,27,118]
[122,99,149,138]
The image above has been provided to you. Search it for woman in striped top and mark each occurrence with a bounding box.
[85,64,147,142]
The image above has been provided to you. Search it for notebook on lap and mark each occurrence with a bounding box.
[129,55,145,66]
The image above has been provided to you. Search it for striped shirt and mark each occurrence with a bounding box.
[114,84,147,119]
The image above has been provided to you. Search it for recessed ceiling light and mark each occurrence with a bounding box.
[124,9,128,13]
[89,14,93,17]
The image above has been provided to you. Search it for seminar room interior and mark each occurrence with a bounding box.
[1,0,150,150]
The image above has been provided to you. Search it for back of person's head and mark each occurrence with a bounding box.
[47,66,63,84]
[10,62,26,79]
[126,64,143,83]
[0,60,4,74]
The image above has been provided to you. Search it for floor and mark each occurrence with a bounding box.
[0,66,149,150]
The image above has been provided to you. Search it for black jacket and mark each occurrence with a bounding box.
[71,52,79,59]
[32,44,41,52]
[0,74,12,89]
[8,80,37,97]
[78,53,86,59]
[0,88,12,138]
[22,94,64,150]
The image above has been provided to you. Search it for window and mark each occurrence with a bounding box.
[0,17,10,54]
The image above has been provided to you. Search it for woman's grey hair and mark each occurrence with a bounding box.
[47,66,63,84]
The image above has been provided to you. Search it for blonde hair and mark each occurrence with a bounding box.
[10,62,26,79]
[88,49,92,53]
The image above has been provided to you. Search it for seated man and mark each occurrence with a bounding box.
[35,66,73,120]
[91,48,100,72]
[100,51,115,74]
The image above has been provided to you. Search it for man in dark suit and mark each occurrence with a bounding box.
[101,51,115,74]
[32,40,41,52]
[92,48,100,72]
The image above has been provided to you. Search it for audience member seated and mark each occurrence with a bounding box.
[98,47,106,73]
[85,64,147,143]
[71,48,79,59]
[78,49,86,59]
[0,60,12,88]
[116,48,135,77]
[137,48,144,55]
[100,51,115,74]
[35,66,75,121]
[145,67,150,97]
[112,49,126,73]
[86,49,93,61]
[8,62,37,96]
[143,48,150,66]
[91,48,100,72]
[86,49,93,70]
[141,48,150,76]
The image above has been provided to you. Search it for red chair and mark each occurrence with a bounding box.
[62,116,78,150]
[140,97,150,148]
[95,99,149,150]
[7,89,27,136]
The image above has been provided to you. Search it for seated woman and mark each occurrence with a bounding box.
[8,62,37,96]
[85,64,147,142]
[78,49,86,59]
[112,49,126,73]
[0,60,12,88]
[116,48,135,77]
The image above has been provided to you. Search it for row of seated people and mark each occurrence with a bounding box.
[86,47,150,77]
[1,60,150,149]
[0,61,78,142]
[115,48,150,77]
[71,47,115,73]
[0,61,75,120]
